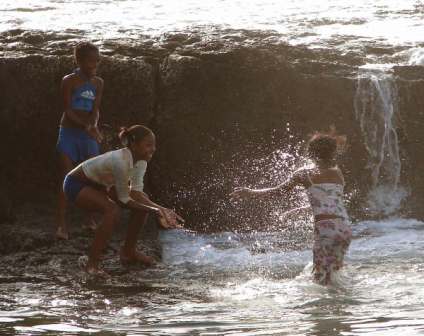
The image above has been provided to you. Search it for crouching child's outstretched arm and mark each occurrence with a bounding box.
[130,190,185,229]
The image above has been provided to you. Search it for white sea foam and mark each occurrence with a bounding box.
[1,0,423,54]
[161,217,424,272]
[408,48,424,65]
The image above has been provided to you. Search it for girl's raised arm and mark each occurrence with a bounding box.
[230,169,306,199]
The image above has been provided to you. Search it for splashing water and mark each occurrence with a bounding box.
[172,125,311,232]
[3,219,424,335]
[354,68,407,216]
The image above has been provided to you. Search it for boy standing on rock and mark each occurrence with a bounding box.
[56,41,104,240]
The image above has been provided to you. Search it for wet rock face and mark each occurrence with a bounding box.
[0,55,155,202]
[154,48,369,229]
[395,69,424,217]
[0,29,423,229]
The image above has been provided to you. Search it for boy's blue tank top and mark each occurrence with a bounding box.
[71,69,96,112]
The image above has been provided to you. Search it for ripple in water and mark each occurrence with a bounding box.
[1,219,424,335]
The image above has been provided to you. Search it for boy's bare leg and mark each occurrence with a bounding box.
[56,154,74,240]
[83,151,101,232]
[75,186,121,277]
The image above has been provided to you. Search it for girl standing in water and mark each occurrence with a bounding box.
[64,125,183,276]
[231,131,352,285]
[56,41,104,240]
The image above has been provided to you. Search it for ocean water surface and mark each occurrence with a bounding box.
[1,1,424,335]
[1,218,424,335]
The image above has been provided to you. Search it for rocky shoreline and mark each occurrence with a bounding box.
[0,203,162,277]
[1,28,424,245]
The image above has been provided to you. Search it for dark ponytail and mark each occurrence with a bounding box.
[119,125,153,147]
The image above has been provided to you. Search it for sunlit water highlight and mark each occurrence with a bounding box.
[1,0,424,56]
[1,218,424,335]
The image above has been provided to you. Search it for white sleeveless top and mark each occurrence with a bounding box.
[74,148,147,204]
[306,174,349,220]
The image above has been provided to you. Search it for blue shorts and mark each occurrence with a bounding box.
[63,174,106,203]
[56,127,99,164]
[63,174,87,203]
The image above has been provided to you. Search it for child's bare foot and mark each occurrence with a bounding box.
[83,216,98,232]
[85,265,110,278]
[56,226,69,240]
[120,250,156,267]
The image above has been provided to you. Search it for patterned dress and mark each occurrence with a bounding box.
[306,180,352,284]
[312,218,352,284]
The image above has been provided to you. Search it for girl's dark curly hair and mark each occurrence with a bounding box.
[307,127,346,164]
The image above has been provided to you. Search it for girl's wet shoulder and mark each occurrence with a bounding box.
[62,73,80,88]
[293,168,312,184]
[62,72,78,81]
[295,167,314,178]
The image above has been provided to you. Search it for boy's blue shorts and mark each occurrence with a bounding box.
[63,174,106,203]
[56,127,99,164]
[63,174,87,203]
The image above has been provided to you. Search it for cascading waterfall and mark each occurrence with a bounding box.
[354,68,407,216]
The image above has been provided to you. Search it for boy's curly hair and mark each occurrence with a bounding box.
[307,127,346,163]
[74,41,99,63]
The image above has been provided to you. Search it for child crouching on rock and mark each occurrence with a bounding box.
[63,125,184,277]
